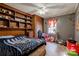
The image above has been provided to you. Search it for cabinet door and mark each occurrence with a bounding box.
[33,15,43,37]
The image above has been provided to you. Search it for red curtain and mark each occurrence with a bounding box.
[48,17,57,27]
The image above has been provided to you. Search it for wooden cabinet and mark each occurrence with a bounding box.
[32,15,44,37]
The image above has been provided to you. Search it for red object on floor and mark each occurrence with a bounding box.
[67,39,79,54]
[76,44,79,54]
[67,40,76,51]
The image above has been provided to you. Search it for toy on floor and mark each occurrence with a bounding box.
[66,39,79,56]
[67,51,78,56]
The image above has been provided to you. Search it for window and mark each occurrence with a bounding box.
[48,18,57,34]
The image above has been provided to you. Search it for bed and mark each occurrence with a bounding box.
[0,35,46,56]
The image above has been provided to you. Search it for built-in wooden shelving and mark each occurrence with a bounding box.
[0,3,33,37]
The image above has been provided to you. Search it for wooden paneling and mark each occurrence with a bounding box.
[0,30,25,36]
[32,15,44,37]
[42,18,44,32]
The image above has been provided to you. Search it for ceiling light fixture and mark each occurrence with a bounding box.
[37,7,48,15]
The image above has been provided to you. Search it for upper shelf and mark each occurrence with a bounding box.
[0,27,26,30]
[15,16,26,20]
[0,18,26,24]
[0,12,14,17]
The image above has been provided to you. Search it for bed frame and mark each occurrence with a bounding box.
[29,45,46,56]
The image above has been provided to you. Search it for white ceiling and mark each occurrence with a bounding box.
[5,3,78,18]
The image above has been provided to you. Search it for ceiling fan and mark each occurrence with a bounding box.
[22,3,66,9]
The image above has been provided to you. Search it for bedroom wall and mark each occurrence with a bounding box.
[44,14,75,40]
[75,4,79,41]
[57,14,75,40]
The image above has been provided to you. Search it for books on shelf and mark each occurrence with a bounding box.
[27,16,31,20]
[26,21,31,23]
[0,8,14,15]
[0,21,4,27]
[15,18,25,22]
[20,19,25,22]
[0,20,8,28]
[27,24,32,29]
[15,13,26,19]
[10,22,18,28]
[0,14,14,20]
[15,18,21,22]
[19,23,25,28]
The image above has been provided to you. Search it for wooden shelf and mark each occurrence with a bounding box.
[15,16,26,20]
[0,18,26,24]
[9,27,26,30]
[0,27,26,30]
[0,12,14,17]
[0,18,9,21]
[10,19,19,23]
[0,4,33,37]
[19,22,26,24]
[27,19,32,21]
[26,23,32,25]
[27,20,32,22]
[10,19,26,24]
[26,29,32,30]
